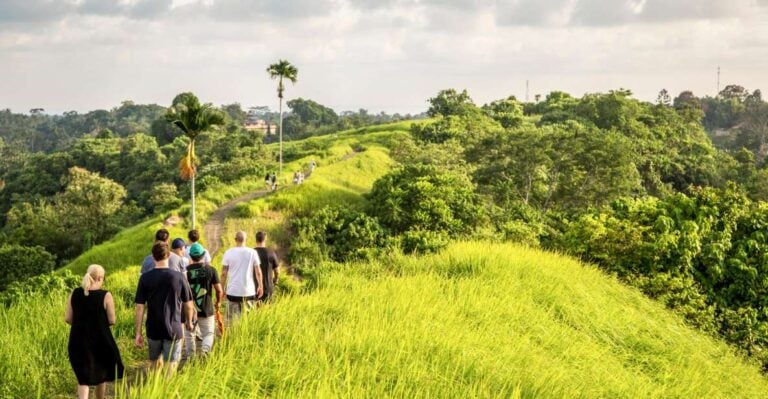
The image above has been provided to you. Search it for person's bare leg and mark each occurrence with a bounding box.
[95,383,106,399]
[77,385,89,399]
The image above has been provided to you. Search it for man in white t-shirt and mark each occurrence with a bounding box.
[221,231,263,321]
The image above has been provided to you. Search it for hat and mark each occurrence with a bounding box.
[171,238,186,249]
[189,243,206,258]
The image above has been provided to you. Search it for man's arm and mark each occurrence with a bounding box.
[220,266,229,297]
[134,304,145,347]
[183,301,194,331]
[254,262,264,298]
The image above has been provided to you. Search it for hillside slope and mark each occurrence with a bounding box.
[1,123,767,398]
[121,242,768,398]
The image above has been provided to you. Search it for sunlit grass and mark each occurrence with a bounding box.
[119,243,768,398]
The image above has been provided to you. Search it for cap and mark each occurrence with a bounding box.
[171,238,186,250]
[189,243,206,258]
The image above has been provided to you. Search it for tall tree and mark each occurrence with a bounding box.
[266,59,298,173]
[165,92,224,229]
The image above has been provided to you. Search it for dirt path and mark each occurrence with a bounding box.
[203,189,270,257]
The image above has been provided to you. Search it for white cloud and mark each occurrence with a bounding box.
[0,0,767,114]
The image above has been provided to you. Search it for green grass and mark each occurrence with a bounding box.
[2,122,768,398]
[118,243,768,398]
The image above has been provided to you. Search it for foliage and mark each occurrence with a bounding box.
[282,98,339,139]
[468,123,641,212]
[0,245,56,290]
[292,206,385,265]
[481,95,524,128]
[3,167,136,263]
[427,88,475,117]
[367,164,482,239]
[555,186,768,366]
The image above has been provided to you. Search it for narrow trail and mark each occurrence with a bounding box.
[203,189,269,257]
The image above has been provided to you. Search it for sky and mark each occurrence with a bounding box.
[1,0,767,115]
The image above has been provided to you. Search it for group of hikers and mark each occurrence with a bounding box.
[65,228,280,399]
[265,160,317,191]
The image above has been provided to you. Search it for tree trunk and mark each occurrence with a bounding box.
[279,96,284,174]
[191,162,196,230]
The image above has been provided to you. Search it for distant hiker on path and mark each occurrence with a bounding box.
[184,243,223,358]
[221,231,263,321]
[184,229,212,264]
[134,242,194,377]
[140,229,184,274]
[65,264,124,399]
[271,173,277,191]
[264,172,271,191]
[171,238,190,273]
[254,231,280,304]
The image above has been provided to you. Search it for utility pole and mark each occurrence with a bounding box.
[717,66,721,96]
[525,79,530,102]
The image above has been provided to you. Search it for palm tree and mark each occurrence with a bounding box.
[266,59,298,174]
[165,92,225,229]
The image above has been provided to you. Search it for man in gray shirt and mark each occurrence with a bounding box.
[140,229,184,274]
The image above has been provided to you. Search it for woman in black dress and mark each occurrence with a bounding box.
[65,264,124,399]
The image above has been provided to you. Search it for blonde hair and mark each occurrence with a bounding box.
[82,264,105,296]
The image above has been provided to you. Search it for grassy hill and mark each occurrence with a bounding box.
[1,122,767,398]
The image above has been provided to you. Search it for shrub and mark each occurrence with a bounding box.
[292,206,385,265]
[367,164,483,236]
[0,269,79,306]
[0,245,57,291]
[399,229,449,254]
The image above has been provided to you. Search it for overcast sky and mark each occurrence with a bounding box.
[1,0,767,115]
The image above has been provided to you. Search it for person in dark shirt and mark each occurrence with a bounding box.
[140,229,184,274]
[65,264,123,399]
[184,243,223,358]
[134,242,194,377]
[254,231,280,303]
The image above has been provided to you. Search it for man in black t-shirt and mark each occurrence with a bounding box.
[134,242,194,376]
[254,231,280,303]
[184,243,223,358]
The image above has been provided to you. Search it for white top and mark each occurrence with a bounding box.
[221,246,261,297]
[184,244,212,264]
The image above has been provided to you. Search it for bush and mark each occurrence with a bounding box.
[292,206,385,265]
[399,229,449,254]
[0,245,57,290]
[0,269,79,306]
[368,164,483,236]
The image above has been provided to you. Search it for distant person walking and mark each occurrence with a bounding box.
[65,264,124,399]
[271,173,277,191]
[254,231,280,304]
[221,231,263,321]
[184,243,223,358]
[171,238,190,273]
[134,242,194,377]
[140,229,184,274]
[184,229,212,264]
[264,172,271,191]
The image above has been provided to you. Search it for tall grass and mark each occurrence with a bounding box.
[120,243,768,398]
